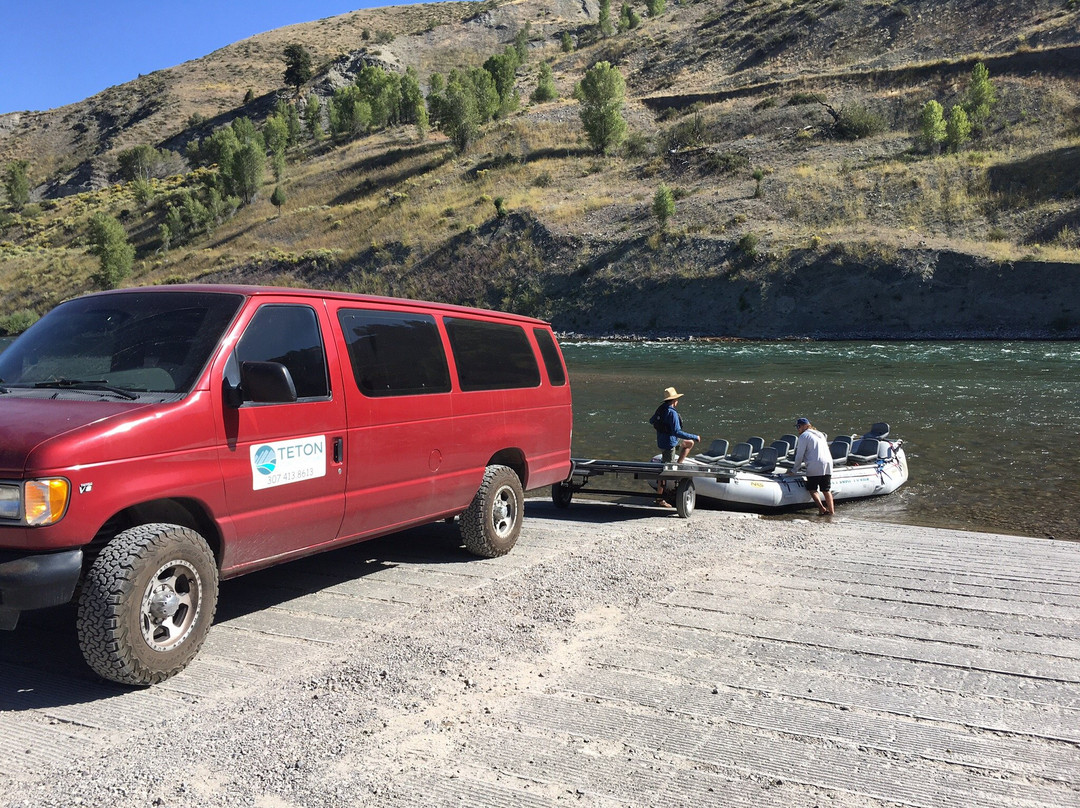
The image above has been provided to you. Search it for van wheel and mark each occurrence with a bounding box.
[552,482,573,508]
[77,524,218,686]
[461,465,523,558]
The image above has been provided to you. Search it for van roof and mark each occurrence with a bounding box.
[78,284,554,327]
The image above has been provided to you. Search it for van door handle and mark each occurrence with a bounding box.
[333,437,343,464]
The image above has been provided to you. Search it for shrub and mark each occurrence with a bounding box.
[652,183,675,230]
[835,104,886,140]
[0,309,39,335]
[704,151,749,175]
[787,91,826,106]
[623,132,651,158]
[737,232,759,257]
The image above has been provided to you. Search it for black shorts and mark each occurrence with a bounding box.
[805,474,831,493]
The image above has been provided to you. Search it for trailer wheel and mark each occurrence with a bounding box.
[675,478,696,519]
[461,465,523,558]
[77,523,218,686]
[552,482,573,508]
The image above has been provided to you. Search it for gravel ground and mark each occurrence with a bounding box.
[4,500,1077,808]
[2,502,772,808]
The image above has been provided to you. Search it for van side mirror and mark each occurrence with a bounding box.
[225,361,298,407]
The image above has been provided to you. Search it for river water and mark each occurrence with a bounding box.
[561,340,1080,543]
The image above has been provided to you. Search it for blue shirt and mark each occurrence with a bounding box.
[651,402,699,450]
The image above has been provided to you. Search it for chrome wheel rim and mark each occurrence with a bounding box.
[140,559,202,652]
[491,484,518,538]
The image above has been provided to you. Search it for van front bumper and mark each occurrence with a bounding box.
[0,548,82,629]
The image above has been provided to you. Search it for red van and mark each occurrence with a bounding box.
[0,285,572,684]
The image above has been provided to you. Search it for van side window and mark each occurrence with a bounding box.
[532,328,567,387]
[444,318,541,391]
[338,309,451,396]
[236,305,329,399]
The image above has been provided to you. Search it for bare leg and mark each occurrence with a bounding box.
[677,439,694,463]
[824,491,835,515]
[811,491,828,514]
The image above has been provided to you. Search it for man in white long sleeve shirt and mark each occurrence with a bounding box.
[787,417,834,515]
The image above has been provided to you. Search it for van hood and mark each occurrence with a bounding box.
[0,398,148,475]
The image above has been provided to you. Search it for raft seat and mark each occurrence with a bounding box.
[744,436,766,457]
[848,437,880,464]
[779,434,799,457]
[746,447,779,474]
[721,442,754,467]
[696,438,730,463]
[770,439,792,457]
[829,439,850,466]
[863,422,890,440]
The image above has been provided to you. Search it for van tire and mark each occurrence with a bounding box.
[552,482,573,508]
[461,465,523,558]
[76,524,218,686]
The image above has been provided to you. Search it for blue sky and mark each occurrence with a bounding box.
[2,1,423,115]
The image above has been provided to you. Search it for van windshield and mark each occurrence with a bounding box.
[0,291,243,398]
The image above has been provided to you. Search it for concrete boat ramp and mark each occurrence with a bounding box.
[1,502,1079,807]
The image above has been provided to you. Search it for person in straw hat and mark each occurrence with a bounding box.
[649,386,700,507]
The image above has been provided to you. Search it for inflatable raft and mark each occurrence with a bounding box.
[655,422,908,512]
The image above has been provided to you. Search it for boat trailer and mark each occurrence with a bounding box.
[552,458,734,518]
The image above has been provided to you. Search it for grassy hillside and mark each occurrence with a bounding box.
[1,0,1079,336]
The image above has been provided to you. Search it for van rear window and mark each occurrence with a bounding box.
[444,318,541,391]
[533,328,567,386]
[338,309,451,396]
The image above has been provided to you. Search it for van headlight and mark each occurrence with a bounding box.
[0,485,19,520]
[0,479,70,525]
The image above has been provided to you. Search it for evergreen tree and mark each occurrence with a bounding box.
[531,62,558,103]
[598,0,614,37]
[514,22,531,63]
[465,67,500,124]
[945,105,972,152]
[356,65,402,129]
[400,68,429,138]
[328,86,372,137]
[229,141,266,203]
[618,2,641,32]
[918,100,946,154]
[231,116,259,145]
[304,95,324,141]
[117,144,160,182]
[87,213,135,289]
[443,77,480,152]
[200,126,240,168]
[645,0,666,16]
[652,183,674,230]
[578,61,627,155]
[426,73,448,127]
[964,62,997,127]
[271,185,286,217]
[483,47,521,114]
[283,45,313,94]
[3,160,30,211]
[276,99,302,144]
[263,114,290,158]
[560,32,574,53]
